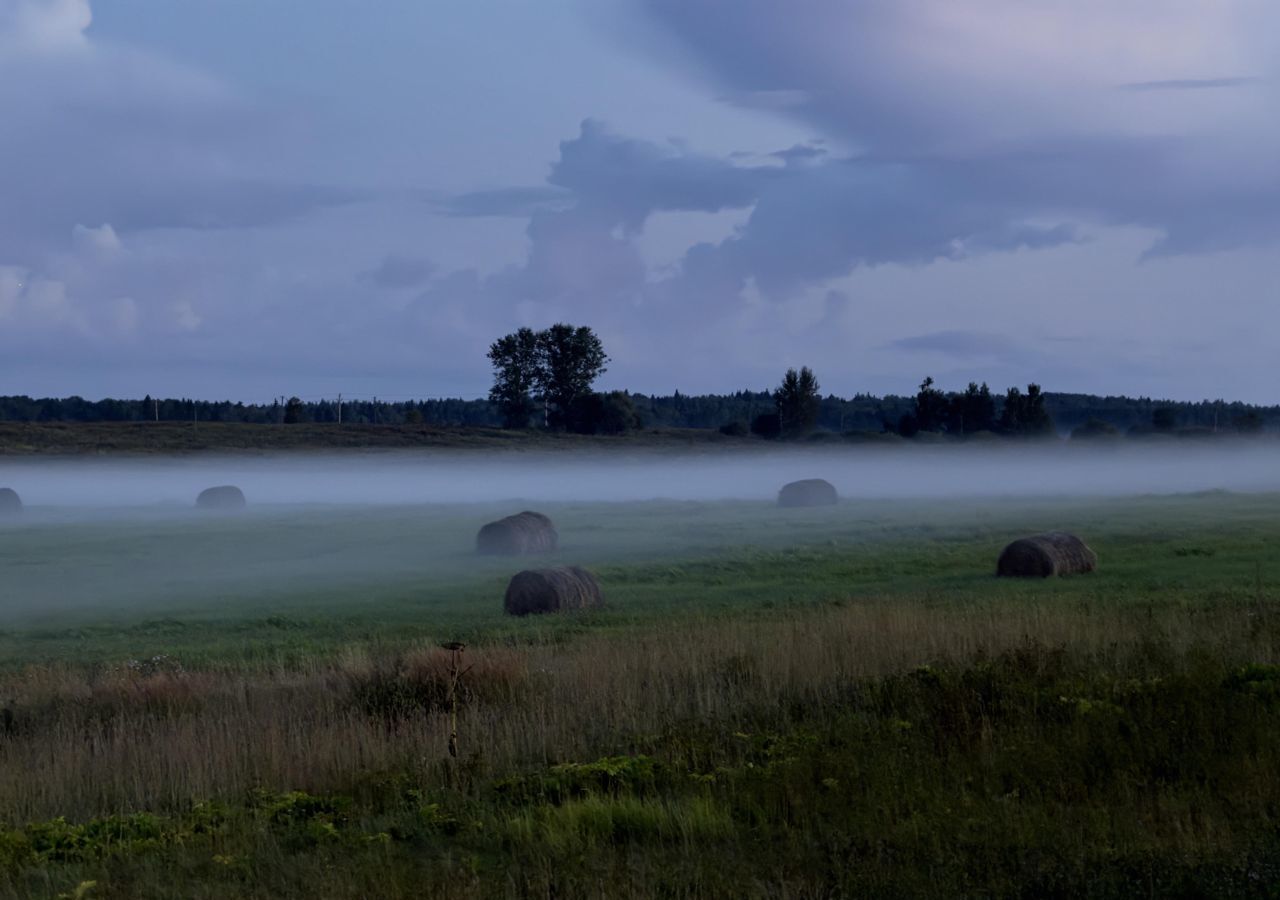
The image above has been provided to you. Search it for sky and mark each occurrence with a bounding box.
[0,0,1277,404]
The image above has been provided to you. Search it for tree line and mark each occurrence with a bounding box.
[1,388,1272,436]
[1,323,1276,435]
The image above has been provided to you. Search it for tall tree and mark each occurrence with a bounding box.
[913,376,949,432]
[487,327,541,429]
[774,367,821,437]
[949,381,996,434]
[536,324,609,430]
[999,383,1054,436]
[283,396,305,424]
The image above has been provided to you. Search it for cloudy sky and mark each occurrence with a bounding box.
[1,0,1277,403]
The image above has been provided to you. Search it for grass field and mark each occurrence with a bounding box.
[0,490,1278,897]
[0,422,731,455]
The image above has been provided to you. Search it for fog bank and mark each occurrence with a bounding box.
[1,443,1276,511]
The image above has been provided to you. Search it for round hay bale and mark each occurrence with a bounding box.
[0,488,22,516]
[997,532,1097,578]
[195,485,246,510]
[504,566,602,617]
[777,478,838,508]
[477,511,558,556]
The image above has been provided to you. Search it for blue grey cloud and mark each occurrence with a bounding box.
[442,186,571,218]
[4,0,1279,404]
[631,0,1280,259]
[1119,77,1262,92]
[364,254,437,290]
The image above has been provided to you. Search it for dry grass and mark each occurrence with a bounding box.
[0,597,1274,824]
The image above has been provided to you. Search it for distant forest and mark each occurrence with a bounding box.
[0,390,1276,436]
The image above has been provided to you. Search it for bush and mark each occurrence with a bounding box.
[718,421,748,437]
[749,413,781,439]
[565,392,642,435]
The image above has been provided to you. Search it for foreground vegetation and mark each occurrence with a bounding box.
[0,493,1278,896]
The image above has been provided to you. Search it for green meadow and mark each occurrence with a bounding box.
[0,490,1277,897]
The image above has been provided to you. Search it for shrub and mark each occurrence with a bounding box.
[749,413,781,439]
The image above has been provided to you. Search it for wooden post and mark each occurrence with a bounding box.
[441,642,467,758]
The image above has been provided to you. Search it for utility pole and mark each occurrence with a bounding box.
[337,393,342,425]
[153,397,159,422]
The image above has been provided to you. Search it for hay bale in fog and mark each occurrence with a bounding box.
[997,532,1097,578]
[477,511,557,556]
[504,566,602,617]
[195,485,246,510]
[0,488,22,516]
[777,479,838,508]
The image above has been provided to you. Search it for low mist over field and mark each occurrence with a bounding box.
[1,442,1277,510]
[0,442,1275,627]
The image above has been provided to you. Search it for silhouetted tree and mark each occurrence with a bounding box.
[283,396,305,424]
[487,327,541,429]
[751,412,782,439]
[999,384,1054,437]
[948,382,996,434]
[913,377,949,433]
[565,390,642,435]
[537,324,609,430]
[774,367,821,437]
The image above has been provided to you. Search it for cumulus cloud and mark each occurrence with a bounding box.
[171,300,202,332]
[71,223,122,256]
[3,0,1277,402]
[431,119,1086,318]
[0,268,84,333]
[631,0,1280,260]
[639,0,1279,149]
[0,0,354,263]
[0,0,91,52]
[422,1,1279,351]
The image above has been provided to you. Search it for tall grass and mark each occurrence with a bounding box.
[0,493,1278,896]
[0,598,1277,849]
